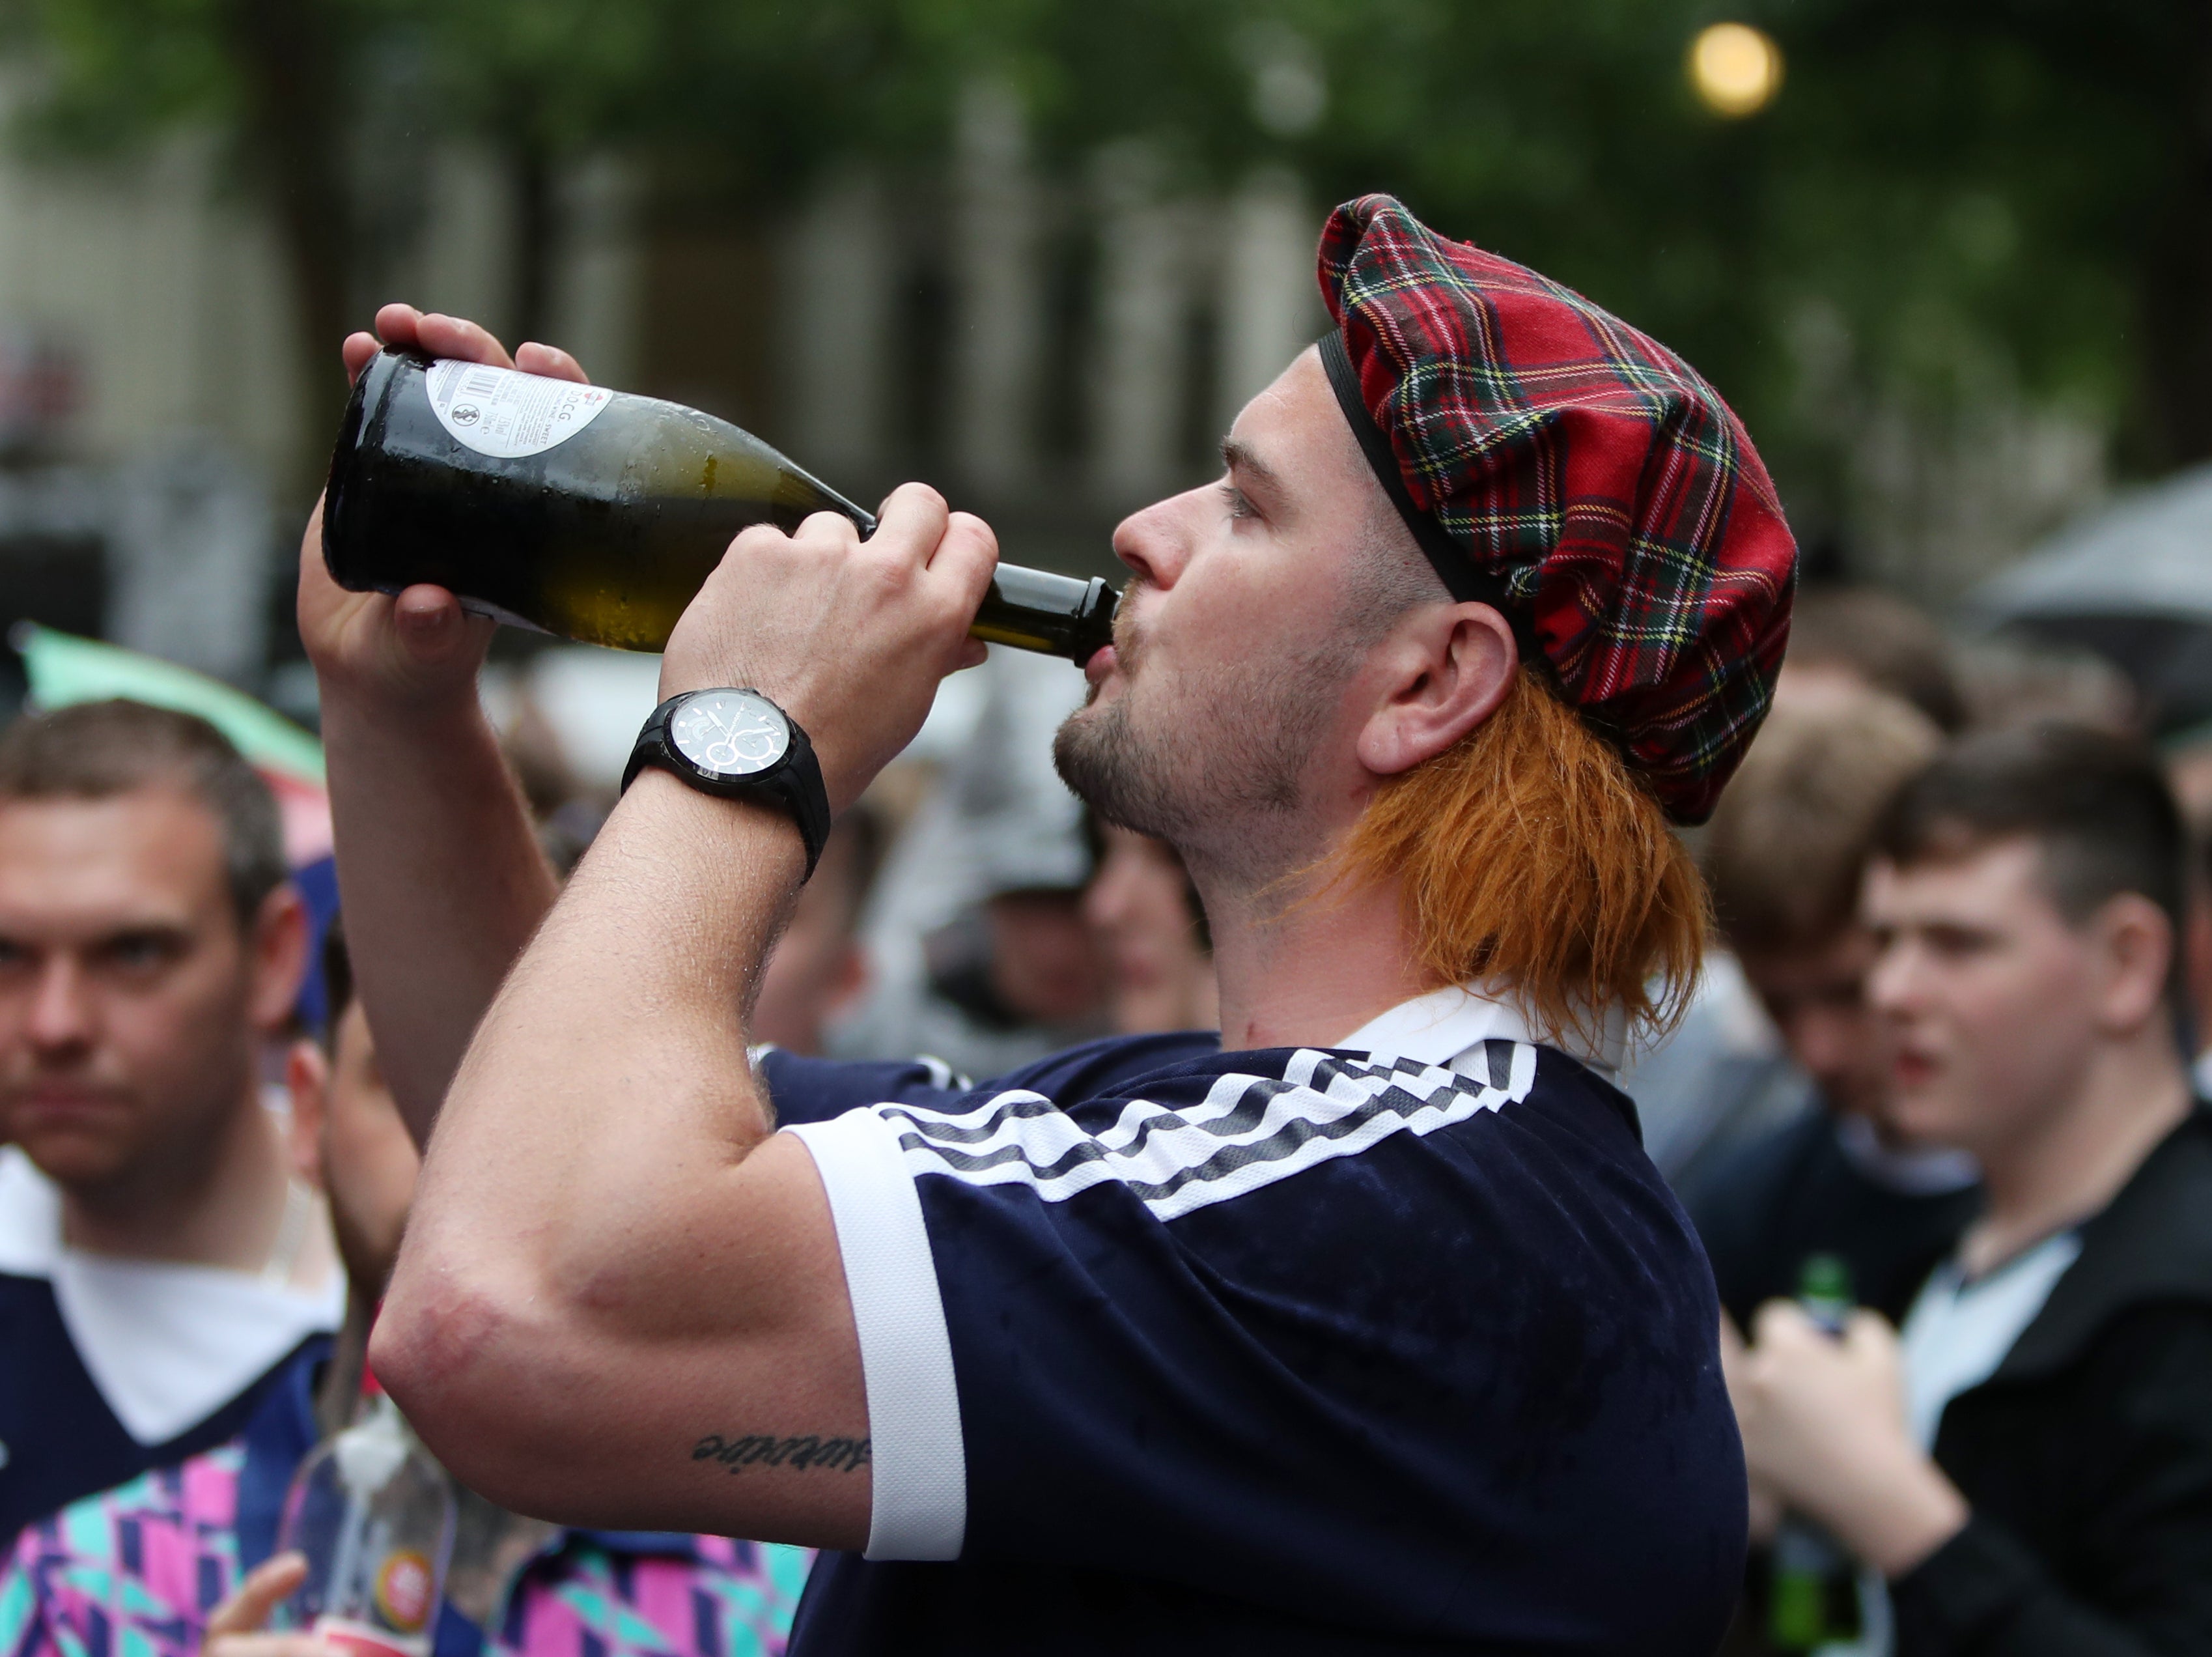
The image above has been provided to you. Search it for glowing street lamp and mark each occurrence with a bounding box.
[1689,22,1784,118]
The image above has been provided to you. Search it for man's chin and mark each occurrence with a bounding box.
[1879,1088,1976,1155]
[7,1128,136,1190]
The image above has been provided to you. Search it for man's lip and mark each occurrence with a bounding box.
[1084,644,1119,688]
[1893,1049,1938,1087]
[8,1089,127,1116]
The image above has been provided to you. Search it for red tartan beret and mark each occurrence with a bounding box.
[1316,194,1797,825]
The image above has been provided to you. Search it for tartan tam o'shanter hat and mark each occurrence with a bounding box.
[1316,193,1797,825]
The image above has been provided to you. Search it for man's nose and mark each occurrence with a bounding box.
[1110,491,1200,589]
[23,957,96,1052]
[1864,939,1918,1019]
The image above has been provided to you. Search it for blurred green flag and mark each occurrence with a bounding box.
[9,622,325,787]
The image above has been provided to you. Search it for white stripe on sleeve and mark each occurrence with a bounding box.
[783,1108,968,1561]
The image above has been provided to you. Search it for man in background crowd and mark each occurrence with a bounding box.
[1777,587,1968,734]
[0,701,339,1544]
[1083,824,1216,1036]
[751,807,882,1058]
[1686,689,1980,1331]
[1622,586,1969,1184]
[0,921,814,1657]
[1733,724,2212,1654]
[833,649,1106,1079]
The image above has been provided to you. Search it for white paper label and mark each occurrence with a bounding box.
[425,359,613,459]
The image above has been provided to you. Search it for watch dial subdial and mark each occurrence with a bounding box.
[671,691,789,777]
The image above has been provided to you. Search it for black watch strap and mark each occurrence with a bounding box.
[622,690,832,879]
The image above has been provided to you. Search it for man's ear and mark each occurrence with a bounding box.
[285,1037,330,1191]
[246,884,312,1032]
[2093,892,2176,1036]
[1354,602,1518,778]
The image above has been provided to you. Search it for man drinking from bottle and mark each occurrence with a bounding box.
[316,195,1796,1654]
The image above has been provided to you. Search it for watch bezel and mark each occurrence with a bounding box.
[665,687,792,781]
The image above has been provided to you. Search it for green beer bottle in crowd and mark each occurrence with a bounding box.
[322,350,1119,663]
[1767,1254,1865,1650]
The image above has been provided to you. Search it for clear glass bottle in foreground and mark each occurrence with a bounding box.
[276,1375,458,1657]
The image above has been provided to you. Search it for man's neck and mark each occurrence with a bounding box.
[1201,856,1432,1051]
[61,1088,300,1275]
[1962,1032,2194,1278]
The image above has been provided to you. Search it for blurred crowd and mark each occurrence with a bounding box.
[0,578,2207,1655]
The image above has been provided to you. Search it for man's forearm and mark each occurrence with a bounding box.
[372,778,873,1538]
[322,698,559,1143]
[426,771,798,1215]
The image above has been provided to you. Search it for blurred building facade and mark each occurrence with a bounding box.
[0,79,1320,705]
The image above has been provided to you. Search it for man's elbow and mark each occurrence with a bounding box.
[370,1261,578,1514]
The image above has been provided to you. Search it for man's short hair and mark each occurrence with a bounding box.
[0,700,288,926]
[1706,692,1942,956]
[1788,588,1967,734]
[1875,722,2187,954]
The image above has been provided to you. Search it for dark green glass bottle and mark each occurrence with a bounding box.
[322,350,1118,662]
[1767,1254,1865,1650]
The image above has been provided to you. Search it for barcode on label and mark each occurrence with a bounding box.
[461,369,503,397]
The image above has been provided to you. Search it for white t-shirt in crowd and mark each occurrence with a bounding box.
[1899,1230,2083,1451]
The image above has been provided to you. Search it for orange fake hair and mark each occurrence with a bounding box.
[1339,666,1707,1050]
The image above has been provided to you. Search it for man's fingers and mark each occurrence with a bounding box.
[206,1634,334,1657]
[207,1551,308,1637]
[930,511,1000,616]
[515,341,590,384]
[342,333,384,386]
[1749,1298,1814,1348]
[1843,1309,1905,1383]
[392,586,484,665]
[871,483,951,564]
[408,311,516,371]
[373,303,427,349]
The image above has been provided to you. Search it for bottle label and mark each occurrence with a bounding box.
[373,1548,436,1632]
[425,360,612,459]
[312,1617,430,1657]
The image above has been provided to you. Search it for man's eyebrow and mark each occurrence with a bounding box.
[1218,437,1285,496]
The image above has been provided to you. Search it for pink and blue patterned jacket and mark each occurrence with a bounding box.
[0,1348,811,1657]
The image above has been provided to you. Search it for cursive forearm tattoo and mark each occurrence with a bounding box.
[692,1432,871,1475]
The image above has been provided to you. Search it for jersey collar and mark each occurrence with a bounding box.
[1334,982,1626,1077]
[0,1146,344,1445]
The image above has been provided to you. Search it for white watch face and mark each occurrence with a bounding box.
[669,690,790,778]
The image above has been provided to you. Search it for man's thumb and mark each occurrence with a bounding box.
[208,1553,309,1637]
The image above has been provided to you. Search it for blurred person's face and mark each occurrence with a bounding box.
[987,891,1105,1027]
[287,1001,418,1295]
[1085,826,1216,1034]
[1864,836,2164,1158]
[0,786,306,1198]
[751,856,869,1056]
[1771,659,1873,715]
[1055,347,1411,883]
[1738,926,1893,1127]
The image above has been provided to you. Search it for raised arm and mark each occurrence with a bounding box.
[301,307,579,1140]
[369,485,995,1550]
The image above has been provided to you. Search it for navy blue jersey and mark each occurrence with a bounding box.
[0,1272,315,1546]
[770,989,1745,1654]
[0,1148,344,1549]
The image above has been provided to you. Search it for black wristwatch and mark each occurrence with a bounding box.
[621,688,832,878]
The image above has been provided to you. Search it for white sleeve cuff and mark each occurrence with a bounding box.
[783,1108,968,1561]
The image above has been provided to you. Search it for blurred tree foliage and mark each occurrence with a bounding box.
[0,0,2203,498]
[992,0,2202,490]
